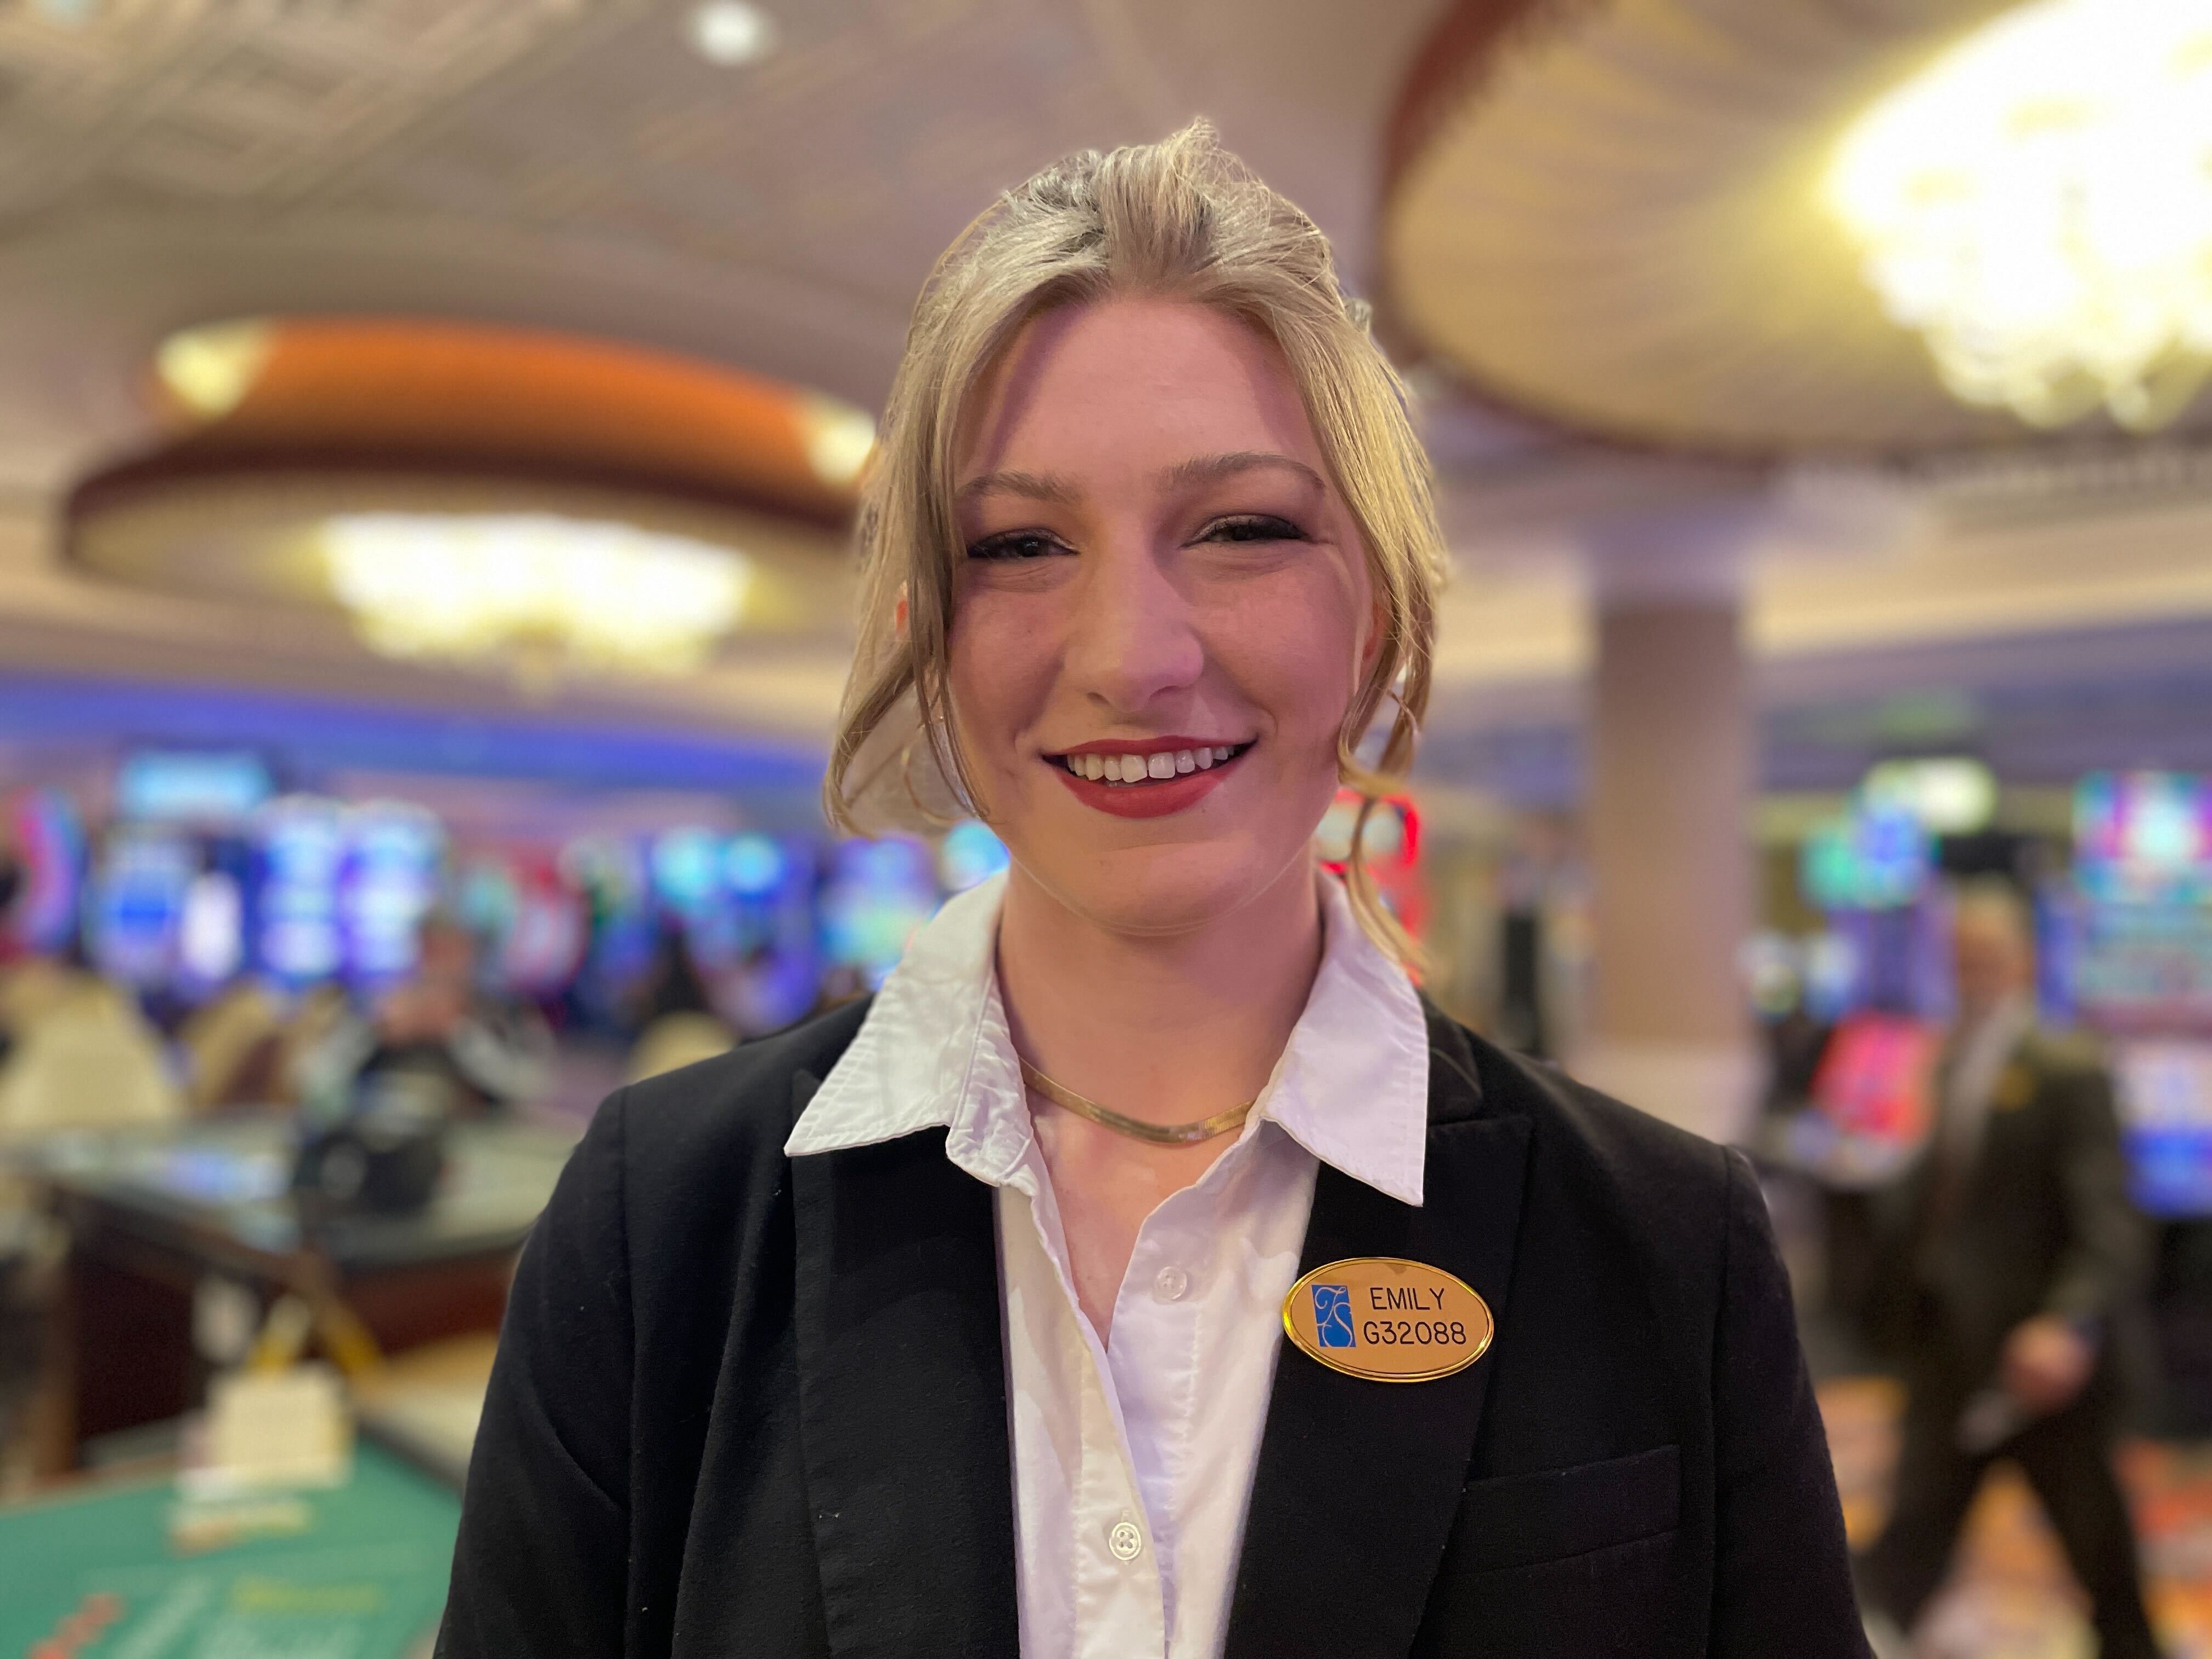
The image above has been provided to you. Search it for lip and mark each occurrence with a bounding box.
[1046,740,1250,820]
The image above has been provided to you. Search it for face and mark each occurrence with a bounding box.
[416,921,477,989]
[945,296,1373,939]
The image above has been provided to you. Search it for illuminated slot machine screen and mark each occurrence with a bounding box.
[98,752,274,1001]
[7,786,86,955]
[459,848,585,998]
[340,803,444,988]
[255,798,347,985]
[2070,772,2212,1034]
[635,827,824,1032]
[564,834,657,1026]
[676,830,777,972]
[84,827,195,989]
[721,832,822,1033]
[174,839,253,997]
[819,837,940,990]
[2115,1040,2212,1218]
[1792,1012,1939,1186]
[115,750,272,825]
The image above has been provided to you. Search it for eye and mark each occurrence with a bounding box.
[1200,514,1308,544]
[966,529,1070,561]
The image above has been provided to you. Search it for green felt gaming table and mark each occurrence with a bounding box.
[0,1442,459,1657]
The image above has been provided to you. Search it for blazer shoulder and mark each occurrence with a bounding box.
[603,996,873,1184]
[2019,1025,2111,1081]
[1442,1014,1735,1251]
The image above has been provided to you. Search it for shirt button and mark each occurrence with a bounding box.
[1153,1265,1190,1303]
[1108,1519,1144,1561]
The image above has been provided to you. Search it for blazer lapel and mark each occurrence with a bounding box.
[789,1074,1020,1659]
[1226,1015,1531,1659]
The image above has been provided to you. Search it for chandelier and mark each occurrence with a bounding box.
[1826,0,2212,433]
[321,512,753,679]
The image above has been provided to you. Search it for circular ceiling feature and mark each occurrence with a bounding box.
[67,471,845,684]
[136,317,872,522]
[71,319,865,687]
[1385,0,2212,455]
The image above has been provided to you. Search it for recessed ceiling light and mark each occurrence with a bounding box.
[321,512,754,678]
[156,320,274,421]
[688,1,778,67]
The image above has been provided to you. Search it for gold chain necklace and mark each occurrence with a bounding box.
[1017,1057,1254,1147]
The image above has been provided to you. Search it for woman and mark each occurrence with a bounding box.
[439,125,1866,1658]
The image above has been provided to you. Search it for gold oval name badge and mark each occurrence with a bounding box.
[1282,1257,1494,1383]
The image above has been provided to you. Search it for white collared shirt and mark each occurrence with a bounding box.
[786,868,1430,1659]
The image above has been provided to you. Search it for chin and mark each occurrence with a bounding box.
[1022,832,1307,940]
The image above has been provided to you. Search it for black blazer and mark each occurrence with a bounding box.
[438,999,1868,1658]
[1867,1027,2146,1397]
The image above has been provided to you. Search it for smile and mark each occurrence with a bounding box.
[1050,742,1253,786]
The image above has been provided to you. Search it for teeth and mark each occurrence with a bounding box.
[1062,745,1240,783]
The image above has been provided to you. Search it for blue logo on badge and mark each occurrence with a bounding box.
[1311,1283,1355,1348]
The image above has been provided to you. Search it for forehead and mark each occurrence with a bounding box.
[957,296,1322,481]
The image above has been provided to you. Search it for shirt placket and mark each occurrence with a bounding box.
[1004,1156,1169,1659]
[1069,1330,1167,1659]
[1109,1193,1209,1635]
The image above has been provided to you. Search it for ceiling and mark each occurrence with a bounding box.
[0,0,2208,800]
[0,0,1440,491]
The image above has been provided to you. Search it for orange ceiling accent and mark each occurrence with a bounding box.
[134,317,863,525]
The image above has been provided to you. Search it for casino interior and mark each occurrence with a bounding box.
[1,0,2210,1652]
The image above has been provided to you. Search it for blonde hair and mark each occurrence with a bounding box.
[823,121,1447,964]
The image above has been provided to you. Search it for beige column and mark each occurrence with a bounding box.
[1570,588,1760,1143]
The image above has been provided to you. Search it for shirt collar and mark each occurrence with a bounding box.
[785,867,1431,1205]
[1955,990,2035,1054]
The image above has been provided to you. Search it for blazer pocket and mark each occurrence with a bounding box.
[1450,1444,1681,1573]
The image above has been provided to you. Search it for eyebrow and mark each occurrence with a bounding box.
[956,451,1328,506]
[1159,450,1329,496]
[956,469,1078,505]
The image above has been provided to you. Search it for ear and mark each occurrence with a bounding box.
[894,582,910,644]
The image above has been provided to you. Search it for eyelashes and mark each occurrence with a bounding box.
[1203,514,1309,544]
[966,529,1069,562]
[963,515,1311,560]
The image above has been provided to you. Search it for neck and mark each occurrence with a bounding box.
[1960,987,2030,1029]
[995,857,1324,1128]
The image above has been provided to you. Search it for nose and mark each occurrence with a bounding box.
[1060,536,1203,716]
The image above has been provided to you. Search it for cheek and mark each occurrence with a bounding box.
[946,593,1054,757]
[1211,582,1363,747]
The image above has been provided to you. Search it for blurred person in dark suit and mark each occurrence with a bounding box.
[1859,880,2157,1657]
